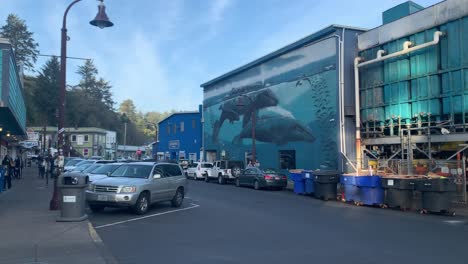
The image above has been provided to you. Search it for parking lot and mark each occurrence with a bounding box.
[89,180,468,264]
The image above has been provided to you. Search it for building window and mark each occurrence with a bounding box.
[71,135,76,142]
[180,122,184,132]
[173,124,177,134]
[84,135,89,142]
[192,119,196,129]
[167,125,170,135]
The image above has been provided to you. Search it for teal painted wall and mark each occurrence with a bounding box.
[0,50,2,98]
[359,16,468,128]
[8,55,26,131]
[203,37,339,170]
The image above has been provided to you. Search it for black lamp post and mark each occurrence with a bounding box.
[50,0,114,211]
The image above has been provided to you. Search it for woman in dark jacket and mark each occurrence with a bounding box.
[2,154,12,189]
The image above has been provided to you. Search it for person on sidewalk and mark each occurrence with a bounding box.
[14,156,21,179]
[38,155,45,179]
[2,154,12,190]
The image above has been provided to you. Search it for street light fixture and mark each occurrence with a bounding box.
[50,0,114,211]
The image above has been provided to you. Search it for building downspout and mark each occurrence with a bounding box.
[354,30,444,174]
[354,57,362,174]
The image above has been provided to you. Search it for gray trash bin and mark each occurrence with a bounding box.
[57,171,89,222]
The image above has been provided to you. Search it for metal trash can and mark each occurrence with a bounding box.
[313,170,338,201]
[57,171,89,222]
[381,177,416,210]
[415,178,456,215]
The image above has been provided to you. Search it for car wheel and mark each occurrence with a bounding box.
[89,204,105,213]
[171,188,184,207]
[218,175,225,185]
[204,173,209,182]
[254,180,260,190]
[235,178,240,187]
[133,192,150,215]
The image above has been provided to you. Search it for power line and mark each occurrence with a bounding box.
[38,54,90,61]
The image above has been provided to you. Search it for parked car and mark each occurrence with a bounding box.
[186,162,213,180]
[209,160,244,184]
[64,158,85,171]
[87,163,124,183]
[236,167,287,190]
[86,162,187,215]
[72,163,93,172]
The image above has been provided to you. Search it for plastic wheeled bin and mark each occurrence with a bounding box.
[303,170,314,195]
[57,171,89,222]
[381,177,416,210]
[340,175,384,206]
[415,178,456,215]
[313,170,338,200]
[289,170,305,194]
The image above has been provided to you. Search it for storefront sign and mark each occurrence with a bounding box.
[169,140,180,149]
[19,141,39,149]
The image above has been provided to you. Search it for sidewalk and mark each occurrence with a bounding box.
[0,167,116,264]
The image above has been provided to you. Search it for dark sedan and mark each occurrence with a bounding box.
[235,167,287,190]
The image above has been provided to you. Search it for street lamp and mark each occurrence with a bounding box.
[236,95,256,164]
[50,0,114,211]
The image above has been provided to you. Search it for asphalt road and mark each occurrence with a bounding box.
[90,180,468,264]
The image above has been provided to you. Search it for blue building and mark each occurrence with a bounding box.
[155,105,202,162]
[0,38,27,159]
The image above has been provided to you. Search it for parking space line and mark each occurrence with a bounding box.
[94,203,200,229]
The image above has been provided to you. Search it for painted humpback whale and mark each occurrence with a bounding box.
[213,88,278,142]
[233,114,315,145]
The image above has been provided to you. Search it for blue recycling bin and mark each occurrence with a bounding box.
[303,170,314,194]
[340,174,384,206]
[289,170,305,195]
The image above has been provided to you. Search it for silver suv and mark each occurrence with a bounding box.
[86,162,187,215]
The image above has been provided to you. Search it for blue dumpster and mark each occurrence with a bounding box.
[340,174,384,206]
[303,170,314,194]
[289,170,305,195]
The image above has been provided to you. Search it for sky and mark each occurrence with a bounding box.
[1,0,441,113]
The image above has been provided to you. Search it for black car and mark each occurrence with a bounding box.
[236,167,287,190]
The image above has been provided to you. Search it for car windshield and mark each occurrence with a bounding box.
[110,165,152,178]
[82,164,102,173]
[65,159,83,166]
[201,163,213,168]
[74,164,91,172]
[75,160,95,167]
[189,163,198,168]
[91,164,121,174]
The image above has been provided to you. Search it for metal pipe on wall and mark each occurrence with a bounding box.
[353,30,444,174]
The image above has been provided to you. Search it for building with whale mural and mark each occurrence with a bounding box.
[201,25,366,172]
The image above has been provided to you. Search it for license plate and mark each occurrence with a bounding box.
[97,195,108,201]
[275,177,280,180]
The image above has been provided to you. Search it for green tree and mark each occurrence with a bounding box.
[0,14,39,71]
[76,60,114,109]
[33,57,60,125]
[119,99,137,122]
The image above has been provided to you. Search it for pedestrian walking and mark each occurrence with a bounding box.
[247,161,253,168]
[254,160,260,167]
[14,156,21,179]
[38,155,45,179]
[2,154,12,190]
[44,155,51,185]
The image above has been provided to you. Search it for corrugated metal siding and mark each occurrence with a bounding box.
[359,16,468,130]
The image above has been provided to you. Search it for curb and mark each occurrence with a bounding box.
[88,222,119,264]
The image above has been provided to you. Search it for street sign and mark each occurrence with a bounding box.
[58,128,66,134]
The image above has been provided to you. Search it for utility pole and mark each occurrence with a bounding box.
[123,122,127,158]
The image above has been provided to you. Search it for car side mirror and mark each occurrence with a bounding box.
[153,174,161,179]
[106,172,111,176]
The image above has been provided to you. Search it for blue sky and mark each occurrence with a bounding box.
[1,0,440,112]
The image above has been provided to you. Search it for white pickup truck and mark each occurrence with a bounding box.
[207,160,244,184]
